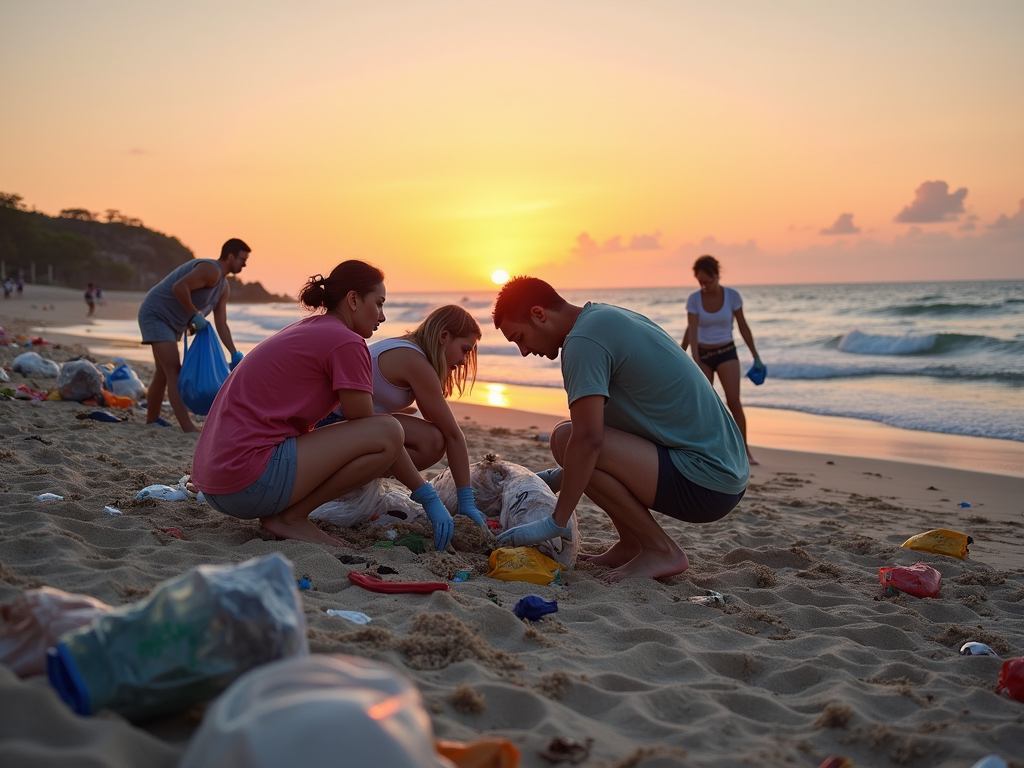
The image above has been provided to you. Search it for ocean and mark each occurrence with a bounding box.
[82,280,1024,444]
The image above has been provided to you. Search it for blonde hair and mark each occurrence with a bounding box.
[403,305,480,398]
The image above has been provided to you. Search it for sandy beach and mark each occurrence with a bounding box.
[1,285,1023,767]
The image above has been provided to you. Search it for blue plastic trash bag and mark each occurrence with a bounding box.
[746,358,767,386]
[105,358,146,402]
[179,324,230,415]
[46,552,308,721]
[512,595,558,621]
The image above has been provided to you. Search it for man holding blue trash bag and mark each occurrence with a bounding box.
[138,238,250,432]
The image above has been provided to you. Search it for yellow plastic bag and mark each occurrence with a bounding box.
[487,547,563,585]
[901,528,972,559]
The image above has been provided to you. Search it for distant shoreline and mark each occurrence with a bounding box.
[6,283,1024,478]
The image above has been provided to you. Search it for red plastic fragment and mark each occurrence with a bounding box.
[347,570,449,594]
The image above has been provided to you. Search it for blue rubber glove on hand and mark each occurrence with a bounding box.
[411,483,454,551]
[456,487,488,528]
[496,515,573,548]
[188,312,208,334]
[230,350,244,370]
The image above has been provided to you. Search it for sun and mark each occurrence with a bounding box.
[491,269,510,285]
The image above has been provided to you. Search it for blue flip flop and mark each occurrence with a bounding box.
[147,417,172,427]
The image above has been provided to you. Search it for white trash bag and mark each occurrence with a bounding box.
[11,352,60,378]
[310,478,424,529]
[432,453,578,567]
[311,454,578,567]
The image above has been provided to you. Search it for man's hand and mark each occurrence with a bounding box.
[188,312,208,334]
[496,515,572,548]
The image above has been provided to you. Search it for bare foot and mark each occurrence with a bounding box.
[599,547,690,583]
[747,453,759,466]
[578,540,641,568]
[261,516,349,547]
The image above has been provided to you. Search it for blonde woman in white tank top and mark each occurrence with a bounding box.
[680,255,762,465]
[371,304,489,548]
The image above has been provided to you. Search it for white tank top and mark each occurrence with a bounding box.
[367,338,426,413]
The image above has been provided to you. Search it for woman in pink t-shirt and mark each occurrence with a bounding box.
[192,260,407,547]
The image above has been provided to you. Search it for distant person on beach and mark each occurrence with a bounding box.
[680,254,763,465]
[15,276,23,297]
[137,238,249,432]
[191,261,408,547]
[492,276,749,581]
[2,278,12,300]
[84,283,96,315]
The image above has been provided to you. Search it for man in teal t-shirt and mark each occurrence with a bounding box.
[492,277,749,581]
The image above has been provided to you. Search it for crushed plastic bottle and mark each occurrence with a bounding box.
[135,484,190,501]
[960,642,997,656]
[33,493,64,501]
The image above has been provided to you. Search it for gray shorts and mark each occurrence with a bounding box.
[204,438,298,519]
[138,313,182,344]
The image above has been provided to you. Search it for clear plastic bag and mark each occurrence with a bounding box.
[47,552,308,720]
[310,477,424,528]
[57,359,106,402]
[179,654,455,768]
[0,587,112,677]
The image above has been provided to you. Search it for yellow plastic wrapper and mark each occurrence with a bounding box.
[487,547,563,585]
[900,528,972,559]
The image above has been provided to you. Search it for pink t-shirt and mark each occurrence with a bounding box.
[192,314,372,494]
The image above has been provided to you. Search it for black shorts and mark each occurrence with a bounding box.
[652,444,744,524]
[698,341,738,371]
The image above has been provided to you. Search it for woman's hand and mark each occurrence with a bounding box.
[456,487,488,528]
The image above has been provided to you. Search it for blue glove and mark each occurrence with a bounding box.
[188,312,208,334]
[496,515,572,548]
[456,487,487,528]
[411,483,453,551]
[230,350,244,370]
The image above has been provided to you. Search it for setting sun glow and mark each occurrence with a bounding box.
[491,270,510,285]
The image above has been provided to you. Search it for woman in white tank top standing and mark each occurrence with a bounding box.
[681,255,763,465]
[368,304,488,550]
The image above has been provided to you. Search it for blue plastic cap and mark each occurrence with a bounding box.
[47,644,91,715]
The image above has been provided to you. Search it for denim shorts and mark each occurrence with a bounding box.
[204,438,297,520]
[652,444,744,524]
[138,312,184,344]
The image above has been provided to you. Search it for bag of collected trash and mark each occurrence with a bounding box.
[432,454,578,568]
[57,359,106,402]
[310,477,423,528]
[179,654,456,768]
[901,528,972,559]
[179,324,230,416]
[46,552,308,721]
[11,351,60,378]
[0,587,112,678]
[997,657,1024,703]
[104,358,146,403]
[487,547,564,586]
[878,562,942,598]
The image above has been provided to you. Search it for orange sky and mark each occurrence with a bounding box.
[2,2,1022,294]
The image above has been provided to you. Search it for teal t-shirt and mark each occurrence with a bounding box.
[561,303,749,494]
